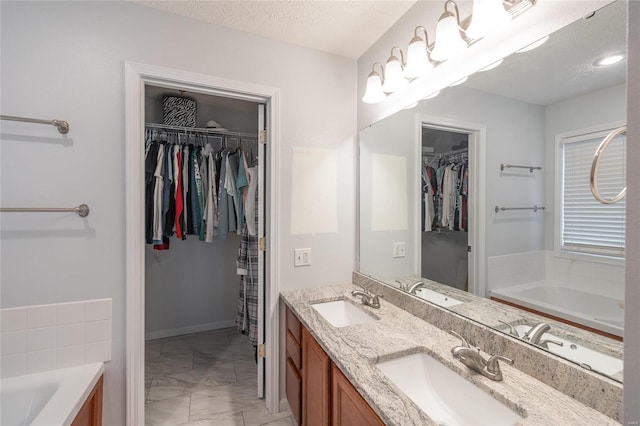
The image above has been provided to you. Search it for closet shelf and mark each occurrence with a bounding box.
[145,122,257,139]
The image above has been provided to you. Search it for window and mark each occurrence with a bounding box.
[560,128,626,259]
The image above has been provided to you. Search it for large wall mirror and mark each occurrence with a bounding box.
[359,0,626,383]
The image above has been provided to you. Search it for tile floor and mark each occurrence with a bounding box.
[145,328,294,426]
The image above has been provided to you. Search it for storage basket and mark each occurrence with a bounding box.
[163,96,197,127]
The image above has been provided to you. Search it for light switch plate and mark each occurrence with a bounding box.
[393,242,406,258]
[294,248,311,266]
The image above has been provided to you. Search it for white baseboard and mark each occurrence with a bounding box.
[145,320,236,340]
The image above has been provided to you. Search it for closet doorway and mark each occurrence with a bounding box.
[416,116,486,298]
[143,86,268,424]
[421,127,469,291]
[125,62,282,426]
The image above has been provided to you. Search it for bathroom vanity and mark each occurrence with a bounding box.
[285,304,383,425]
[281,284,620,425]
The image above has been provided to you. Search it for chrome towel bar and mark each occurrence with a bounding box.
[500,163,541,173]
[0,204,90,217]
[1,114,69,134]
[495,205,545,213]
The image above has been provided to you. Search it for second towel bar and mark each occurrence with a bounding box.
[495,205,545,213]
[0,204,90,217]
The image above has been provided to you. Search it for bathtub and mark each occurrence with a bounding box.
[490,283,624,337]
[0,362,104,426]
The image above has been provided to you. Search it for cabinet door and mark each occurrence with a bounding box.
[286,358,302,425]
[332,364,384,426]
[302,327,331,426]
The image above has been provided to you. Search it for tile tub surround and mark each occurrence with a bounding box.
[281,284,619,426]
[354,272,623,422]
[1,299,112,378]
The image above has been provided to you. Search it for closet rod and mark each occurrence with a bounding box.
[0,204,90,217]
[423,148,468,157]
[1,115,69,134]
[495,205,545,213]
[500,163,541,173]
[145,123,257,139]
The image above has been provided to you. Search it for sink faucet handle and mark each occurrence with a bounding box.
[486,355,514,374]
[498,320,520,338]
[449,330,470,348]
[539,338,564,348]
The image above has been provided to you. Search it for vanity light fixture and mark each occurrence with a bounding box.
[430,0,468,62]
[465,0,512,40]
[450,76,468,86]
[362,62,386,104]
[594,53,624,66]
[382,46,408,93]
[478,58,504,72]
[404,26,435,80]
[516,35,549,53]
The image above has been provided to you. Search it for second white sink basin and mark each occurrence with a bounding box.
[414,288,464,307]
[311,299,377,328]
[376,352,523,426]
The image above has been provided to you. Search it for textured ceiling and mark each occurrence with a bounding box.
[464,0,626,106]
[133,0,417,59]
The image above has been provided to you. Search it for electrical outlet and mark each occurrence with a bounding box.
[393,242,406,258]
[294,248,311,267]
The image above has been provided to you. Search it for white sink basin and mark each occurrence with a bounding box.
[376,352,523,426]
[311,299,377,328]
[414,288,464,307]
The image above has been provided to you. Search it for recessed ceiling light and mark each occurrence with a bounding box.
[594,54,624,66]
[450,76,468,87]
[423,91,441,100]
[478,59,503,72]
[516,36,549,53]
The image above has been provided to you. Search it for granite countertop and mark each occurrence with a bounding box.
[281,283,619,426]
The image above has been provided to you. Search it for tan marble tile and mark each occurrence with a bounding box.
[189,379,261,421]
[234,359,258,381]
[182,412,244,426]
[145,394,190,426]
[242,405,292,426]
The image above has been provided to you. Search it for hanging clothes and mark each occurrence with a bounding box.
[423,153,468,232]
[143,130,257,248]
[237,185,259,346]
[145,142,160,245]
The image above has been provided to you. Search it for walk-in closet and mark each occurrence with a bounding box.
[142,86,279,425]
[421,127,470,292]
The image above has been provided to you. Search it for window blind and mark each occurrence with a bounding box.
[561,133,626,258]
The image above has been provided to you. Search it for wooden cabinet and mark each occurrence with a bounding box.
[332,364,384,426]
[71,375,103,426]
[286,307,303,425]
[302,327,331,426]
[285,305,384,426]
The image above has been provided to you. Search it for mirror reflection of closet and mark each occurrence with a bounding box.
[421,128,469,291]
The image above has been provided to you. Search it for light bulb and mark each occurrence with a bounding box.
[465,0,512,40]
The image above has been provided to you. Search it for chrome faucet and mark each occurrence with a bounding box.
[351,287,381,309]
[407,281,427,295]
[450,331,513,381]
[523,323,564,349]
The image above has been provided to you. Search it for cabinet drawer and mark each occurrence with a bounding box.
[286,331,302,370]
[286,306,302,344]
[286,358,302,426]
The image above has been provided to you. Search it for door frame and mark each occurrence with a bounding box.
[124,61,281,425]
[414,114,486,297]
